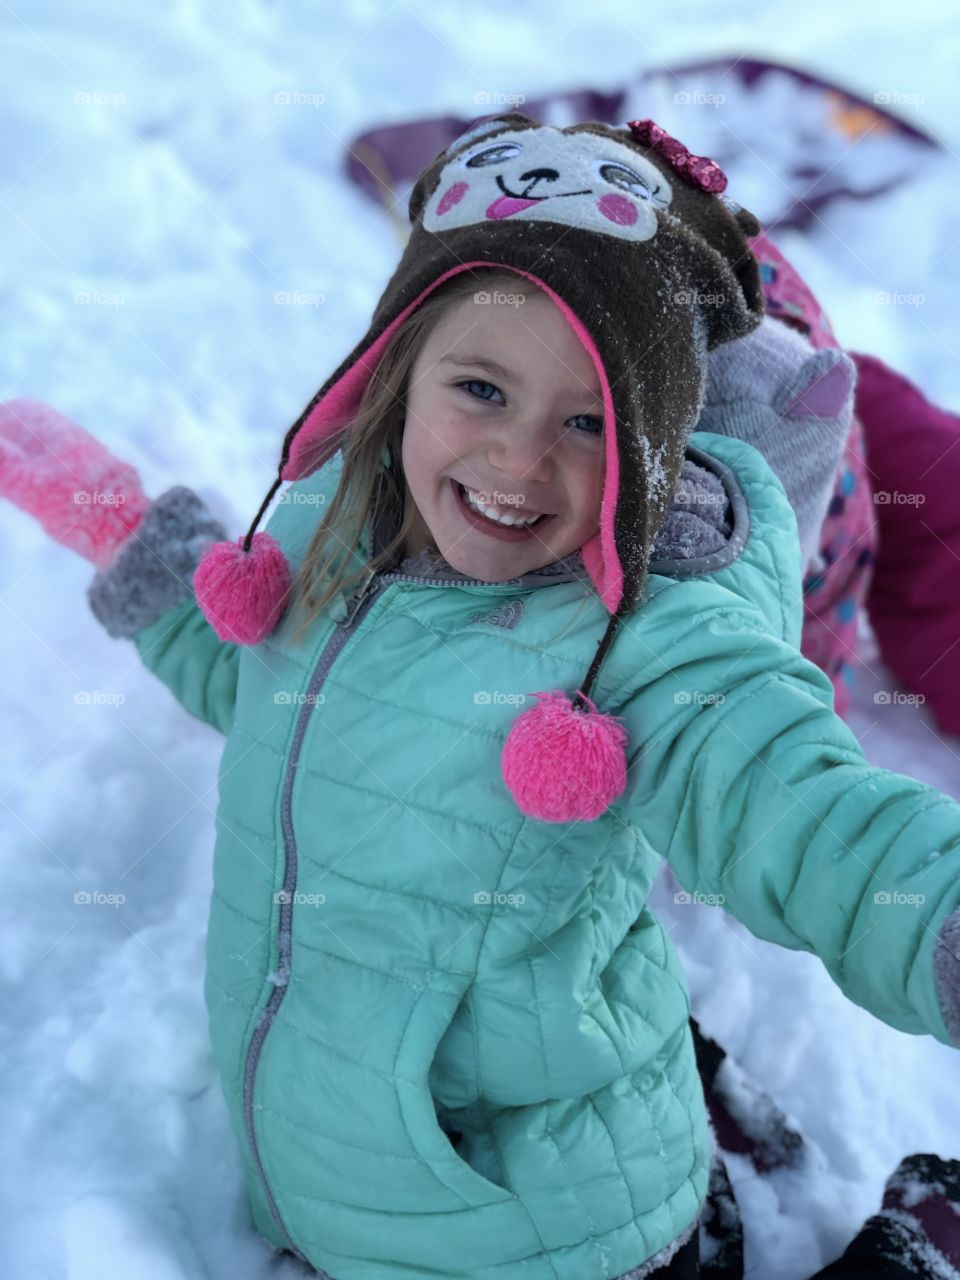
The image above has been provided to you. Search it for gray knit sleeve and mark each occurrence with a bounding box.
[86,485,229,639]
[650,460,731,562]
[699,315,855,576]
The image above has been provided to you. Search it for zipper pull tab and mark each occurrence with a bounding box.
[342,566,378,627]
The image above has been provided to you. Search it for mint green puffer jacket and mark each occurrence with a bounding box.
[125,432,960,1280]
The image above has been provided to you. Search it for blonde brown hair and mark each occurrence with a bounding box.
[287,269,544,646]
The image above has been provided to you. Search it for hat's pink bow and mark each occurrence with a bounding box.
[627,119,728,194]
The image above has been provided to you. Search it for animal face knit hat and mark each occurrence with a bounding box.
[194,111,766,823]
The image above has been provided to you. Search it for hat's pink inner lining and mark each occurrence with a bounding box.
[281,262,622,613]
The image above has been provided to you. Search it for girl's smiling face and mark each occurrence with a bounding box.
[400,285,606,581]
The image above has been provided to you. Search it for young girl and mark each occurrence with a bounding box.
[3,113,960,1280]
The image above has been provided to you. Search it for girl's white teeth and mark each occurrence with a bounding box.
[460,483,544,527]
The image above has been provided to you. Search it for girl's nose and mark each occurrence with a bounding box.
[488,425,553,486]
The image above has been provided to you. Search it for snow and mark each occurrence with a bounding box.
[1,2,959,1277]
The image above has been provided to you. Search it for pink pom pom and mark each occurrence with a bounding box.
[194,531,292,645]
[501,689,629,823]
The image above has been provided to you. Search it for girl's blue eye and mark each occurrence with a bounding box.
[457,380,602,436]
[459,379,504,404]
[567,415,603,437]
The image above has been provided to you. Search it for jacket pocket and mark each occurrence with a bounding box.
[394,981,518,1209]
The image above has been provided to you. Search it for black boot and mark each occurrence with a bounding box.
[807,1153,960,1278]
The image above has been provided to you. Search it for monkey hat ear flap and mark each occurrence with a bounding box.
[682,202,766,347]
[619,119,766,349]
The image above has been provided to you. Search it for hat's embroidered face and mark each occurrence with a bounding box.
[422,122,672,242]
[400,285,605,582]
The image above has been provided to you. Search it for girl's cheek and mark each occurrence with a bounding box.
[445,405,485,437]
[435,417,475,461]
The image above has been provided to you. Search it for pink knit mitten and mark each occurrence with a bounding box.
[0,398,150,569]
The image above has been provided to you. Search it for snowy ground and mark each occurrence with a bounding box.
[1,2,958,1278]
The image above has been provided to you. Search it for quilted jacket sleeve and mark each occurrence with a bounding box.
[86,485,240,735]
[617,607,960,1050]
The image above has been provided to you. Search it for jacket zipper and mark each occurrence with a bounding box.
[241,564,530,1258]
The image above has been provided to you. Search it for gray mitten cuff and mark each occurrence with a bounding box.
[86,485,229,639]
[700,315,855,576]
[934,906,960,1046]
